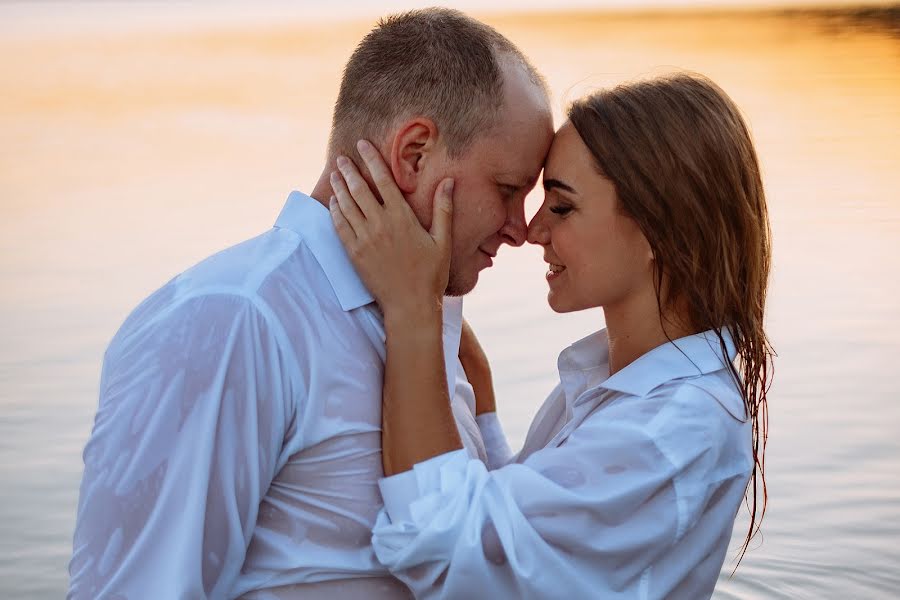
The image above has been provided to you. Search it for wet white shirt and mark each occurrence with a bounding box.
[68,192,489,600]
[374,329,753,600]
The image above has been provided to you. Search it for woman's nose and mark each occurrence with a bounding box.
[526,211,549,246]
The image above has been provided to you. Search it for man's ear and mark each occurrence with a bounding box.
[389,118,439,195]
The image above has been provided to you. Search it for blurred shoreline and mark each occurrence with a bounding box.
[790,4,899,35]
[0,2,897,40]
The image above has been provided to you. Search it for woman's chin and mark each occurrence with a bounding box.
[547,291,573,313]
[547,290,598,315]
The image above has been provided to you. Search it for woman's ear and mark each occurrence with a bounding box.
[389,118,439,194]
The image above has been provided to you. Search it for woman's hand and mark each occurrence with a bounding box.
[329,139,454,322]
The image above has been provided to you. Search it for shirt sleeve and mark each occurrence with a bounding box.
[68,293,293,599]
[475,412,515,469]
[373,390,732,599]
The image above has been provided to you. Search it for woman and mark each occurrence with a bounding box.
[328,72,772,599]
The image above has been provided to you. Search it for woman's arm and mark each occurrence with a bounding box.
[329,141,462,475]
[459,318,497,416]
[459,319,516,468]
[380,304,463,475]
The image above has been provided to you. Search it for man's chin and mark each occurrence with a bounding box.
[445,270,479,297]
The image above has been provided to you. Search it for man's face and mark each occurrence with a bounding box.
[432,62,553,296]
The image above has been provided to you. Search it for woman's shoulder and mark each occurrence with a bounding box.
[676,368,747,422]
[639,371,746,435]
[639,373,751,470]
[593,365,743,423]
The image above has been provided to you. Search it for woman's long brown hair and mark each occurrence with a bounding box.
[569,73,774,565]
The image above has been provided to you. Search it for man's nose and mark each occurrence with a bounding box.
[499,200,527,247]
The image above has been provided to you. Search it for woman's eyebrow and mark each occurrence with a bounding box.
[543,178,577,194]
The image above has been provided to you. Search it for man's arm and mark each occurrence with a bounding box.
[68,293,290,599]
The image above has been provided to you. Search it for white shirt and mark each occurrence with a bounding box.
[374,329,753,600]
[68,192,490,600]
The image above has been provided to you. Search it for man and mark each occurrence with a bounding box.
[68,8,553,599]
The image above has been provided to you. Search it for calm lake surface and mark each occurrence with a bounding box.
[1,5,898,598]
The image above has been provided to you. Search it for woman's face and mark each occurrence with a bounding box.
[527,122,654,314]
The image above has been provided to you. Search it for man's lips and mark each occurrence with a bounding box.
[479,248,495,268]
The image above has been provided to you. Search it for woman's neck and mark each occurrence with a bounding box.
[603,286,694,376]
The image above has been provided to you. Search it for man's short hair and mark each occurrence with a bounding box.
[329,8,547,160]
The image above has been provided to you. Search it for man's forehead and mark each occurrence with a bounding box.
[471,110,552,183]
[486,137,547,184]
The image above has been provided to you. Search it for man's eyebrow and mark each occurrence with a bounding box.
[496,174,534,188]
[543,178,577,194]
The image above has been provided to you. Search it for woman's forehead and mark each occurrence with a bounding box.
[544,124,585,172]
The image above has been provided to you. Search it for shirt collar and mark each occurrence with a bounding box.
[275,192,466,390]
[441,296,464,367]
[603,328,737,397]
[558,327,737,398]
[275,191,374,312]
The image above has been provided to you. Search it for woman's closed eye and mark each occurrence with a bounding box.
[549,204,573,216]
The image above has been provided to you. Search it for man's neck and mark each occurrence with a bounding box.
[308,167,334,208]
[309,154,381,209]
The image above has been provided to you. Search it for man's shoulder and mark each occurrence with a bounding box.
[176,227,300,297]
[166,224,338,308]
[113,226,362,344]
[112,229,302,334]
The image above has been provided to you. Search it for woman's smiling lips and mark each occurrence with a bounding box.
[545,261,566,283]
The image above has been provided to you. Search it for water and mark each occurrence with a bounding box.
[1,5,898,598]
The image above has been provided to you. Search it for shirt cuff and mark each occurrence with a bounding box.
[379,449,470,524]
[476,411,514,470]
